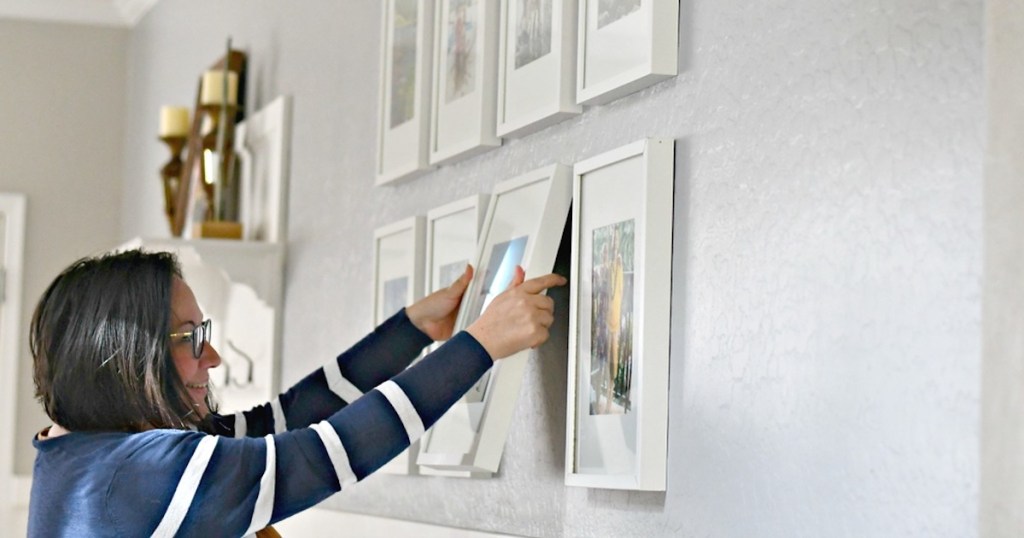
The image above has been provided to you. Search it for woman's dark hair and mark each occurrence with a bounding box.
[31,249,215,432]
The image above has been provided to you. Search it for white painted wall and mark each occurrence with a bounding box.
[0,19,128,475]
[5,0,988,535]
[981,0,1024,536]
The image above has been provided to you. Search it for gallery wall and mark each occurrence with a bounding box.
[77,0,988,535]
[0,20,129,474]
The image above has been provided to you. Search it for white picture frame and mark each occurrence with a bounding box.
[417,164,572,473]
[376,0,435,185]
[373,216,427,474]
[565,138,673,491]
[429,0,502,166]
[234,95,292,242]
[496,0,581,138]
[419,194,491,478]
[576,0,678,106]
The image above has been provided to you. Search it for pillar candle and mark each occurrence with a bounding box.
[159,106,190,137]
[200,70,239,106]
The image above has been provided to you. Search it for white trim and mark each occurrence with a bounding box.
[271,397,286,434]
[0,193,26,515]
[233,411,248,438]
[323,361,363,403]
[311,421,358,489]
[376,380,426,443]
[151,436,219,538]
[243,435,276,535]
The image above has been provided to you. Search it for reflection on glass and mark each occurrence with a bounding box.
[464,235,528,402]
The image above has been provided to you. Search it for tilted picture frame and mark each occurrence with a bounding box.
[496,0,581,138]
[417,164,572,473]
[429,0,502,166]
[376,0,435,185]
[565,138,673,490]
[373,216,427,474]
[576,0,679,106]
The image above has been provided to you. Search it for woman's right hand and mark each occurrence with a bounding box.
[466,266,567,361]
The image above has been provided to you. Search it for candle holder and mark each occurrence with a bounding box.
[158,135,187,233]
[196,102,243,239]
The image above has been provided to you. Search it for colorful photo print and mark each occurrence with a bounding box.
[389,0,419,128]
[446,0,478,103]
[589,219,635,415]
[382,276,410,319]
[464,235,528,402]
[514,0,552,69]
[597,0,641,29]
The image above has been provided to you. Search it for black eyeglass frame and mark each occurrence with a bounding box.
[169,319,212,359]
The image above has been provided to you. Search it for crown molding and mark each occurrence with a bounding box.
[0,0,159,27]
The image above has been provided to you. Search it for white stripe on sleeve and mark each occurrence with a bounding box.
[242,435,276,536]
[376,380,425,444]
[323,360,363,403]
[271,397,286,434]
[150,436,219,538]
[233,411,247,439]
[311,421,358,489]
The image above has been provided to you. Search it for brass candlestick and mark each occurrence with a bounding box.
[200,103,240,220]
[159,135,187,233]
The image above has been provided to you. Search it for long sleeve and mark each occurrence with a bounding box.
[211,308,433,437]
[102,332,492,537]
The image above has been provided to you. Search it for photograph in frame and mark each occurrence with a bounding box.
[576,0,678,106]
[417,164,572,473]
[496,0,580,138]
[377,0,435,185]
[566,138,673,491]
[430,0,501,166]
[372,216,426,474]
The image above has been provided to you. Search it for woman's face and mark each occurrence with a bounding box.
[169,277,221,417]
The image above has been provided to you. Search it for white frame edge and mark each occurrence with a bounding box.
[575,0,679,106]
[564,138,673,490]
[495,0,581,138]
[376,0,436,186]
[420,193,491,478]
[372,215,427,474]
[428,0,503,167]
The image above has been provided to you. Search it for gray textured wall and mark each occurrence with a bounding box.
[0,19,128,475]
[116,1,983,536]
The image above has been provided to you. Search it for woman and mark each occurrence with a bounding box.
[28,249,564,536]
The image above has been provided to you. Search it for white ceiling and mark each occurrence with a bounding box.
[0,0,158,27]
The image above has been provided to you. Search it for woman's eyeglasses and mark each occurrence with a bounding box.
[169,319,212,359]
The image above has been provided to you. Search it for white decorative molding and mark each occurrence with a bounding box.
[0,0,159,27]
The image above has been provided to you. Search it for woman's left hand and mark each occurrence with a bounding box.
[405,265,474,341]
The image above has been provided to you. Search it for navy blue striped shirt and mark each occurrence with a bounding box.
[28,310,492,537]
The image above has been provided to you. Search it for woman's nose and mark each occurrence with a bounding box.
[200,342,222,369]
